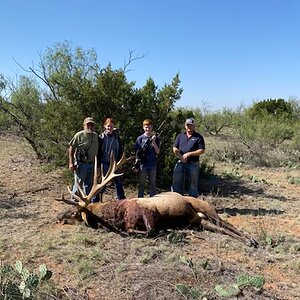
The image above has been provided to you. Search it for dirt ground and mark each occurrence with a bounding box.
[0,132,299,300]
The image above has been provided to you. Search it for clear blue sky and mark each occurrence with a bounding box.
[1,0,300,110]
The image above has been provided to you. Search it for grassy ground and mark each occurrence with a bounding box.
[0,132,299,299]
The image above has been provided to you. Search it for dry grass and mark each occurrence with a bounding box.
[0,132,299,299]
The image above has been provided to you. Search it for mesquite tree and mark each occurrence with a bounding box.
[0,41,183,188]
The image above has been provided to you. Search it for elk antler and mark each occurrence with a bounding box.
[65,152,129,207]
[55,191,79,205]
[86,153,127,203]
[83,153,129,204]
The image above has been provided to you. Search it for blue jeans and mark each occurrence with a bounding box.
[72,162,95,198]
[138,166,157,197]
[101,161,126,200]
[171,161,199,197]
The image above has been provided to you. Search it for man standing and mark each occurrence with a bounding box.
[134,119,160,197]
[172,117,205,197]
[68,117,99,200]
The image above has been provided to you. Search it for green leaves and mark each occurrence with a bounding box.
[1,260,53,299]
[15,260,23,274]
[236,273,265,289]
[247,98,294,120]
[39,264,52,281]
[1,41,182,179]
[215,284,240,297]
[175,284,201,299]
[215,273,265,298]
[167,231,187,244]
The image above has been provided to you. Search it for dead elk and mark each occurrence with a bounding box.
[56,155,258,247]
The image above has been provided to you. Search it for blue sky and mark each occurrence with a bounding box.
[1,0,300,110]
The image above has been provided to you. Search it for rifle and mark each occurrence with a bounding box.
[132,120,165,171]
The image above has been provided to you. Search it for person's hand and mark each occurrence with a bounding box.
[182,153,189,160]
[180,157,187,163]
[182,153,190,162]
[69,162,76,172]
[151,135,157,146]
[175,150,187,163]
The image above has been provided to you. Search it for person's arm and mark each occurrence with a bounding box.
[182,134,205,160]
[68,145,76,171]
[182,148,205,160]
[173,146,187,163]
[151,136,160,155]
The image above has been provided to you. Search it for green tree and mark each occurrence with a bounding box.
[201,107,236,135]
[0,74,11,130]
[0,41,184,189]
[247,98,294,120]
[0,75,45,158]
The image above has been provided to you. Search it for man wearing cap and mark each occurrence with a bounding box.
[68,117,99,200]
[171,117,205,197]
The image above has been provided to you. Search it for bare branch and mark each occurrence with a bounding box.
[123,50,147,73]
[12,57,33,74]
[29,67,58,100]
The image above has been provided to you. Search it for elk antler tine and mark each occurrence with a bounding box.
[101,153,117,183]
[93,155,98,186]
[108,152,117,173]
[75,177,86,199]
[67,186,86,205]
[125,155,135,163]
[100,162,104,181]
[116,152,126,168]
[86,153,126,202]
[56,188,81,206]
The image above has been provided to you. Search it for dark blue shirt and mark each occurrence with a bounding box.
[98,131,123,163]
[135,134,160,169]
[173,131,205,162]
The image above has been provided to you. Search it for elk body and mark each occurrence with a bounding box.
[57,155,258,247]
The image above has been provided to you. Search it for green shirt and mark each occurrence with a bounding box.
[69,130,99,163]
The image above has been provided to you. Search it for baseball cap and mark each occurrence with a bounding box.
[83,117,95,125]
[185,117,195,125]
